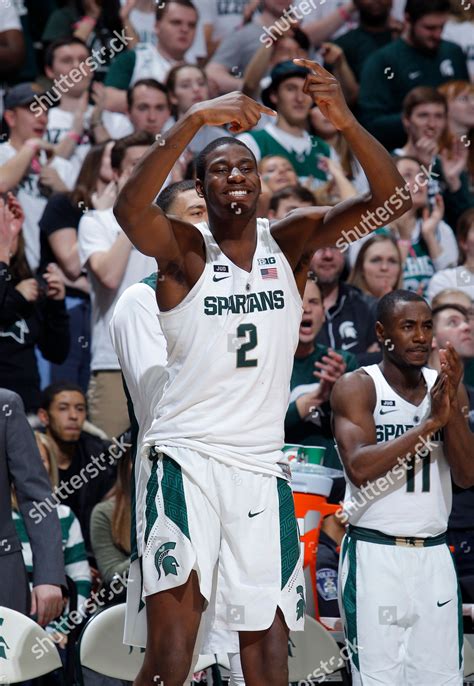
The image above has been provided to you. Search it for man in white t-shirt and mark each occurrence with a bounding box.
[78,130,156,439]
[104,0,199,114]
[0,83,75,270]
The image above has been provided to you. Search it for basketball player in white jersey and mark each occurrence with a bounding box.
[113,59,411,686]
[332,289,474,685]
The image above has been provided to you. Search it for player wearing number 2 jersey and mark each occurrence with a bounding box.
[332,289,474,686]
[114,58,411,686]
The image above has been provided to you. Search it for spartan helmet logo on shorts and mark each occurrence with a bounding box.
[155,542,180,580]
[296,585,306,620]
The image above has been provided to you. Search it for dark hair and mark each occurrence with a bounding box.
[127,79,170,111]
[376,289,428,327]
[111,131,155,171]
[44,37,90,68]
[107,447,131,554]
[195,137,256,181]
[156,0,198,21]
[70,141,112,209]
[432,303,468,319]
[166,63,208,118]
[40,382,86,411]
[73,0,123,38]
[456,207,474,265]
[156,179,196,213]
[269,185,315,212]
[402,86,447,119]
[405,0,450,22]
[10,232,32,283]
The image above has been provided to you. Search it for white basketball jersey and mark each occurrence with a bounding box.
[341,364,452,537]
[144,218,303,477]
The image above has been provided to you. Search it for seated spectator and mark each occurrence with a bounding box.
[259,154,298,193]
[12,431,92,645]
[438,80,474,192]
[442,0,474,81]
[206,0,354,94]
[90,446,131,592]
[0,388,65,625]
[0,83,75,271]
[78,132,156,438]
[333,0,394,83]
[310,245,379,363]
[0,200,70,413]
[38,142,117,392]
[104,78,172,140]
[238,61,336,189]
[309,105,369,195]
[166,65,225,154]
[357,0,469,149]
[268,185,315,221]
[42,0,135,82]
[155,179,207,224]
[389,156,458,297]
[285,277,357,468]
[427,207,474,304]
[104,0,199,113]
[348,234,403,309]
[0,0,25,82]
[393,86,471,229]
[37,382,116,556]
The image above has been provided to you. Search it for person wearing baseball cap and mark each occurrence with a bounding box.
[238,60,338,190]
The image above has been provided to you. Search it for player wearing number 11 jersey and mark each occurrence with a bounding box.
[114,59,411,686]
[332,289,474,685]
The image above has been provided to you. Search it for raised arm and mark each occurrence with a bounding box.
[271,60,411,291]
[331,370,449,488]
[114,92,275,259]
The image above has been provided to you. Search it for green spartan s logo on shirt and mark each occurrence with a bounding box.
[155,542,180,580]
[0,617,9,659]
[296,585,305,620]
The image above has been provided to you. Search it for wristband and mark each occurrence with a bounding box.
[338,6,351,21]
[67,131,81,143]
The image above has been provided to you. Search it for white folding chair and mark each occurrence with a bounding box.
[0,606,62,684]
[76,603,221,684]
[288,614,349,683]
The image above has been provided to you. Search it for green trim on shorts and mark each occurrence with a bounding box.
[277,478,300,590]
[450,549,464,670]
[122,377,139,562]
[162,455,190,540]
[144,451,159,544]
[348,524,446,547]
[342,534,359,671]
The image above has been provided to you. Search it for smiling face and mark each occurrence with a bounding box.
[259,155,298,192]
[361,239,401,298]
[377,301,433,368]
[448,87,474,130]
[300,280,325,343]
[197,143,261,218]
[395,158,428,210]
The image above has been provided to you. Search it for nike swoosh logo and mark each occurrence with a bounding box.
[341,341,358,350]
[248,509,265,518]
[437,599,452,607]
[213,275,231,282]
[380,408,397,415]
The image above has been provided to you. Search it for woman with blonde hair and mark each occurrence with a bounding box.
[348,234,403,303]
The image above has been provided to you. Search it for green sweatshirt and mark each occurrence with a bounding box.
[285,343,358,469]
[358,38,469,149]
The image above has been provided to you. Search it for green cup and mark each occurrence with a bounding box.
[282,444,302,462]
[298,445,326,465]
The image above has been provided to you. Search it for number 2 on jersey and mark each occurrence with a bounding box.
[235,323,258,368]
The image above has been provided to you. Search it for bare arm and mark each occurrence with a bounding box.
[0,29,25,74]
[87,232,133,290]
[48,228,83,280]
[303,2,354,46]
[205,62,244,96]
[271,60,411,290]
[241,42,273,98]
[0,141,47,193]
[103,86,128,114]
[331,371,448,488]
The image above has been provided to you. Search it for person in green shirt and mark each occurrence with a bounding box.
[334,0,394,82]
[285,276,358,469]
[358,0,469,149]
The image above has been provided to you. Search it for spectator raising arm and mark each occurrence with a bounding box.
[0,140,54,194]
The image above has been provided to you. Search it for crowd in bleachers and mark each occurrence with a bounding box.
[0,0,473,682]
